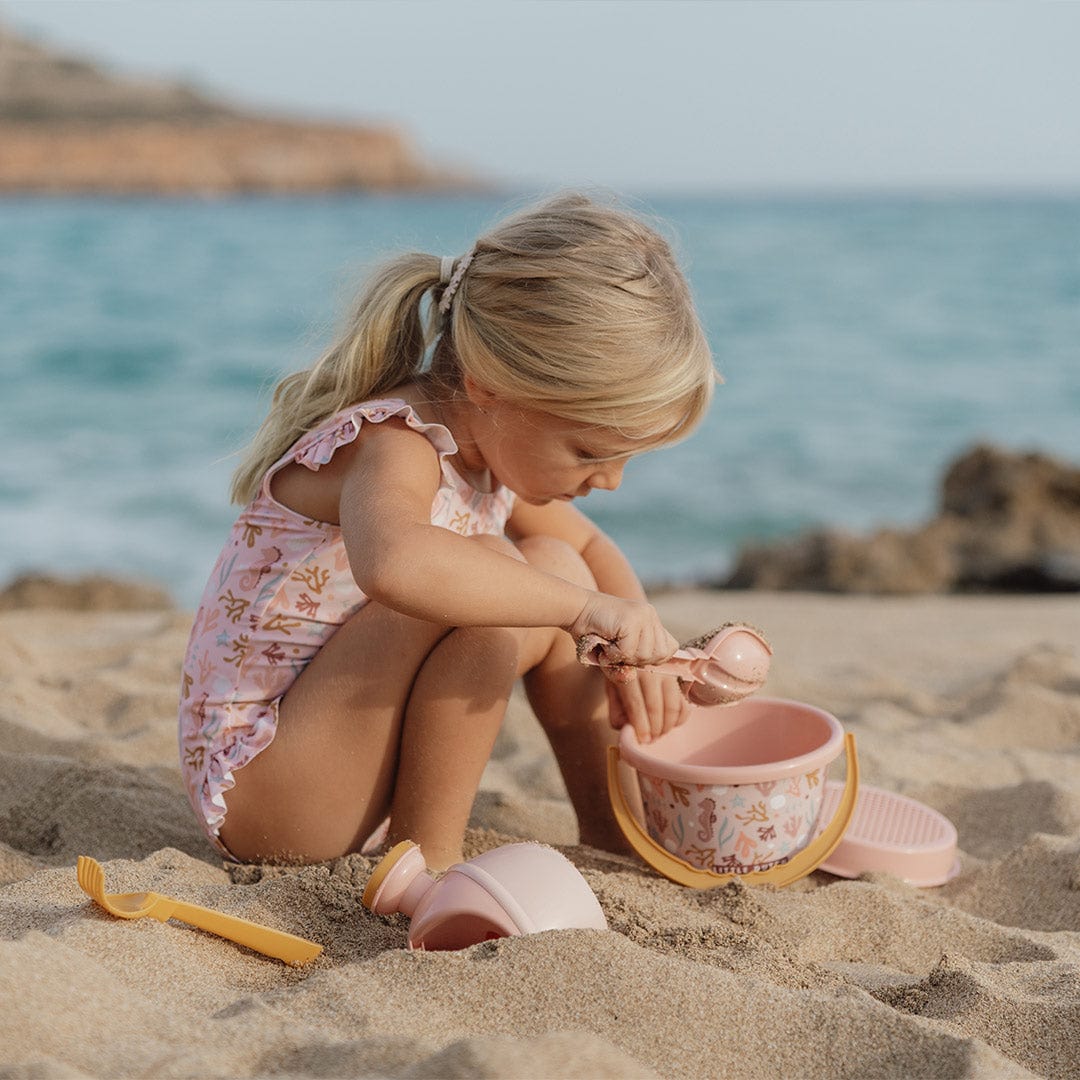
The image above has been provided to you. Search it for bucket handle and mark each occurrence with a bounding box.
[606,732,858,889]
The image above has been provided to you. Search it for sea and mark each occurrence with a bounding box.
[3,192,1079,607]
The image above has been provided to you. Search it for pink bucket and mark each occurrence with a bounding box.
[608,697,857,887]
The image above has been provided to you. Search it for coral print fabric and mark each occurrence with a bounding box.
[638,771,826,874]
[178,399,515,857]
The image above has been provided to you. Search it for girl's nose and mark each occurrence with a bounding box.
[588,461,625,491]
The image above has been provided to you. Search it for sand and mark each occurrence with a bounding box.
[1,590,1078,1079]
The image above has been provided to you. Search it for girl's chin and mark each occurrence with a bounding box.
[518,493,572,505]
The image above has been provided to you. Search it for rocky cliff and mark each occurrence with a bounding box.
[724,444,1080,594]
[0,23,472,194]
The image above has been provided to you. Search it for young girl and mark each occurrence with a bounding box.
[179,192,716,871]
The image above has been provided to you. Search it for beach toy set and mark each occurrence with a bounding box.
[76,619,956,959]
[359,620,957,950]
[602,623,959,890]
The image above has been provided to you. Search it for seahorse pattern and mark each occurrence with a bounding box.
[638,771,825,873]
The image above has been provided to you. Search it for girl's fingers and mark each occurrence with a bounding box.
[605,669,691,742]
[639,675,666,741]
[623,628,674,668]
[616,679,652,743]
[666,680,692,733]
[641,674,694,738]
[574,598,679,668]
[601,660,636,685]
[660,629,681,662]
[617,675,670,743]
[605,679,627,730]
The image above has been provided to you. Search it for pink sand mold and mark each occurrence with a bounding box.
[362,840,608,951]
[577,623,773,706]
[814,781,961,887]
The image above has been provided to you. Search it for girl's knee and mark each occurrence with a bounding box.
[470,531,595,591]
[443,623,524,705]
[516,534,597,589]
[471,532,527,562]
[466,533,591,672]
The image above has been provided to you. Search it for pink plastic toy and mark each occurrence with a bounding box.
[362,840,608,950]
[609,696,855,886]
[814,781,960,887]
[578,622,772,706]
[609,697,960,889]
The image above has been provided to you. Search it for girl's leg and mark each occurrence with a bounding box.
[383,621,523,868]
[218,534,627,868]
[395,537,635,861]
[513,536,635,853]
[218,535,530,868]
[217,598,450,864]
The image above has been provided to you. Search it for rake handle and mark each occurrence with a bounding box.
[150,898,323,965]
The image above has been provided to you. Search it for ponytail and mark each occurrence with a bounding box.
[230,252,442,504]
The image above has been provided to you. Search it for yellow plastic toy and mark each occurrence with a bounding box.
[76,855,322,965]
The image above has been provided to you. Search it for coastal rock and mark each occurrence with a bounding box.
[0,573,174,611]
[724,444,1080,593]
[0,118,457,195]
[0,22,473,194]
[0,20,235,123]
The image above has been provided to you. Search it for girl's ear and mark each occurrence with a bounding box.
[462,374,498,409]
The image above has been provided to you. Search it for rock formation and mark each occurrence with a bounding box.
[0,22,473,194]
[0,573,173,611]
[723,444,1080,593]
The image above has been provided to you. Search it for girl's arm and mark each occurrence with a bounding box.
[508,495,691,742]
[337,422,676,664]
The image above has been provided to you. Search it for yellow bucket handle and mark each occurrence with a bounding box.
[606,732,858,889]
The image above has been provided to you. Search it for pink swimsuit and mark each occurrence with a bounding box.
[178,399,515,859]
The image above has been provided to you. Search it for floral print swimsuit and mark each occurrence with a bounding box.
[178,399,515,859]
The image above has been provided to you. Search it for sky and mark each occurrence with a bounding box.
[4,0,1080,193]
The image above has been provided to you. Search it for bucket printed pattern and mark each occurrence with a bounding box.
[637,770,827,874]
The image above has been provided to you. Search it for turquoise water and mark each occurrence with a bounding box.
[3,193,1079,605]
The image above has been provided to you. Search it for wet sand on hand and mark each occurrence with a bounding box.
[1,590,1078,1078]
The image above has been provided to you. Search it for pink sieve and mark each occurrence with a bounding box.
[814,781,960,887]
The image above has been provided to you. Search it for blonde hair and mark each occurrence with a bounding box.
[231,191,717,504]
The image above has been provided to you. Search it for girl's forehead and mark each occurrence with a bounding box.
[514,404,674,455]
[564,422,671,462]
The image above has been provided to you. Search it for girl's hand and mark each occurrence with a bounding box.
[568,592,689,742]
[605,669,692,744]
[567,593,679,668]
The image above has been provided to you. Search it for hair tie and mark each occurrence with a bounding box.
[438,247,476,315]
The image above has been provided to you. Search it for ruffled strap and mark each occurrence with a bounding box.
[263,399,459,493]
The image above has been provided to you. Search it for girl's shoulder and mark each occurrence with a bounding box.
[284,394,459,476]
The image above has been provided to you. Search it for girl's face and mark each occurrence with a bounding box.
[470,398,644,505]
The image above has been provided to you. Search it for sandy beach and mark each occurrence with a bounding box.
[1,587,1078,1078]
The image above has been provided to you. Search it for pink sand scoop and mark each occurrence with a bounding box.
[362,841,608,951]
[578,623,773,706]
